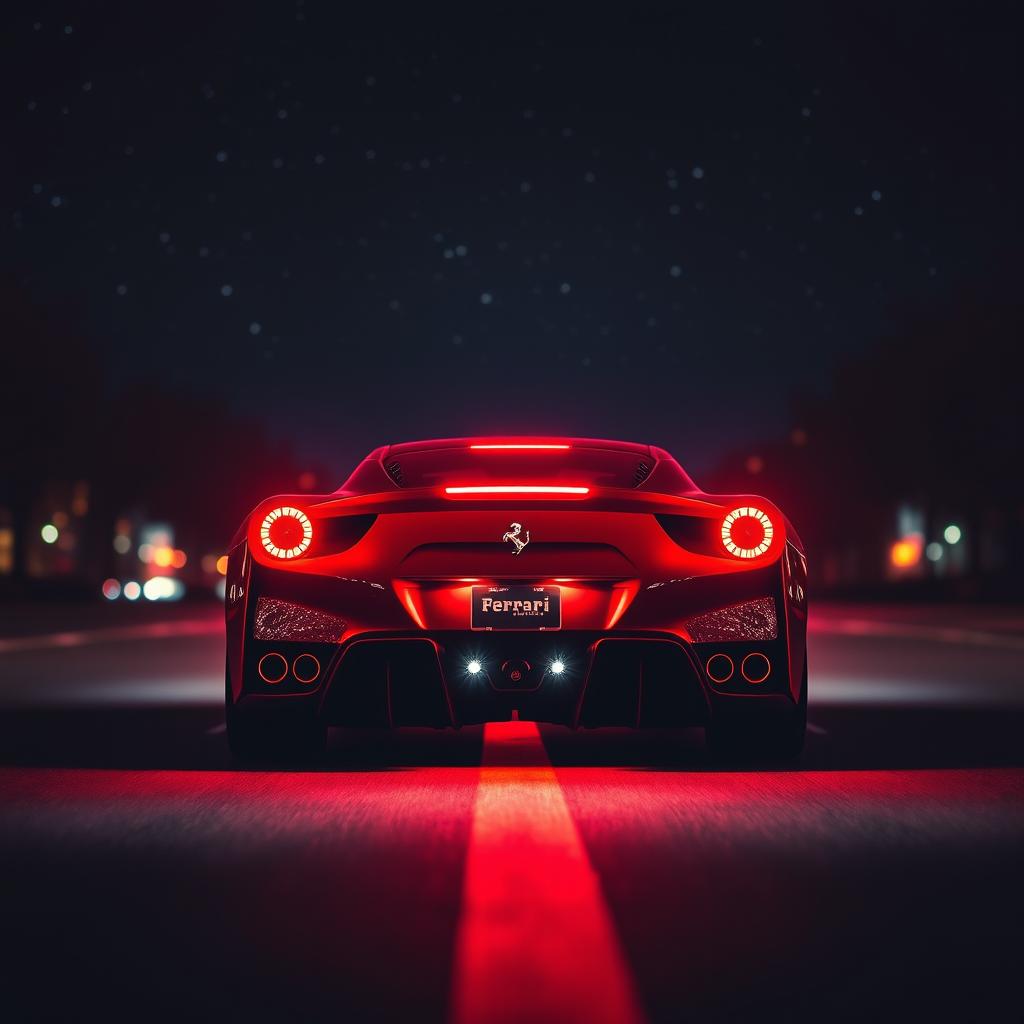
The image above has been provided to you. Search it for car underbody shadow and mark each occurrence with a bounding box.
[0,700,1021,773]
[541,703,1024,772]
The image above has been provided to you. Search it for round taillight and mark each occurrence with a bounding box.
[260,506,313,559]
[721,506,774,558]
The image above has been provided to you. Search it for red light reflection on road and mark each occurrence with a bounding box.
[449,720,644,1024]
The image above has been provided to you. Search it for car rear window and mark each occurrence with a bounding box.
[383,446,655,489]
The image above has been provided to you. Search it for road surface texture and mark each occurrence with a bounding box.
[0,601,1021,1022]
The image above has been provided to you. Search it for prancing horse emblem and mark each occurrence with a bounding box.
[502,522,530,555]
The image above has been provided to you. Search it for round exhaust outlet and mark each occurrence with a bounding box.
[706,653,734,684]
[292,653,321,684]
[258,652,288,684]
[741,653,771,684]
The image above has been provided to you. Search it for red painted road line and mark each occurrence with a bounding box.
[0,619,222,655]
[449,720,645,1024]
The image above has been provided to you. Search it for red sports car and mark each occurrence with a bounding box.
[224,437,808,761]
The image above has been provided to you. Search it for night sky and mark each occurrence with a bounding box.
[8,4,1018,480]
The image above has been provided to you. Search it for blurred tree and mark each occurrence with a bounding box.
[0,277,102,583]
[1,277,325,589]
[704,286,1022,589]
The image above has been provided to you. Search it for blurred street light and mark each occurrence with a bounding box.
[944,524,962,545]
[153,546,175,568]
[890,535,923,568]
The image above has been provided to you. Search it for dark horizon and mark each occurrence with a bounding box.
[9,5,1019,478]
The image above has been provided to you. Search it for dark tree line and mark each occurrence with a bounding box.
[703,286,1023,592]
[1,277,321,587]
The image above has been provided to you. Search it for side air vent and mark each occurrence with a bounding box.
[320,514,378,552]
[385,461,404,487]
[634,461,652,485]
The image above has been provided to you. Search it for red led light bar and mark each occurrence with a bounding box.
[444,485,590,495]
[469,444,571,450]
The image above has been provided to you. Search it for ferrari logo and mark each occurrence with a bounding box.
[502,522,530,555]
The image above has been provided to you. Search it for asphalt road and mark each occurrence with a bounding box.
[0,602,1022,1022]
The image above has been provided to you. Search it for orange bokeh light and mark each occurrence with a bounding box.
[216,555,229,575]
[890,536,923,568]
[153,546,175,568]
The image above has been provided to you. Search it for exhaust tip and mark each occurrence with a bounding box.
[741,652,771,684]
[258,652,288,684]
[706,653,734,684]
[292,653,321,684]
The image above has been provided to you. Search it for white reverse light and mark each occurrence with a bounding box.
[550,659,565,675]
[467,659,482,675]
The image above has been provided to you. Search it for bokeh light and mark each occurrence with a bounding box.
[153,546,174,568]
[890,536,923,568]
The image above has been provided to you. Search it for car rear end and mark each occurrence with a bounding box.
[224,438,807,759]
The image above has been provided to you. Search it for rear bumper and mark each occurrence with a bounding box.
[235,628,796,729]
[226,543,807,727]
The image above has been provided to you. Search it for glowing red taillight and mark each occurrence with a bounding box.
[721,507,774,558]
[260,506,313,559]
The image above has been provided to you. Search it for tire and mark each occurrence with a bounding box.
[707,656,808,764]
[225,663,326,765]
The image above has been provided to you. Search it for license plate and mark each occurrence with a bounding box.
[471,585,561,630]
